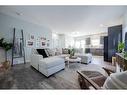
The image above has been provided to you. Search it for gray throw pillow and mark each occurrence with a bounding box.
[46,48,53,56]
[44,49,50,57]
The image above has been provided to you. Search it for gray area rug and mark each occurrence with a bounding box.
[0,62,105,89]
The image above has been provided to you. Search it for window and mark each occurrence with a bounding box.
[81,40,85,48]
[75,41,80,48]
[91,38,100,46]
[100,36,104,45]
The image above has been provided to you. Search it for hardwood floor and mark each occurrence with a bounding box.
[0,56,115,89]
[92,56,115,70]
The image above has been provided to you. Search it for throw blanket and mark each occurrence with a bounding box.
[103,71,127,89]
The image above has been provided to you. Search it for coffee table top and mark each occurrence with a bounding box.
[65,57,81,62]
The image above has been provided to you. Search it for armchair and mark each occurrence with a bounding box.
[77,67,121,89]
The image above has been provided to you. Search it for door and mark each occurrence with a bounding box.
[108,25,122,62]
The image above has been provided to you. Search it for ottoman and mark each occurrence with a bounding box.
[75,53,92,64]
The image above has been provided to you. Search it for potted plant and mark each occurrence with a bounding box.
[118,42,125,53]
[0,38,12,69]
[117,42,127,59]
[69,48,75,58]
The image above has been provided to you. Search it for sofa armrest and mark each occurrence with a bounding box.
[30,54,43,70]
[31,54,43,61]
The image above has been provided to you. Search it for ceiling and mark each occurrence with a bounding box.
[0,6,126,37]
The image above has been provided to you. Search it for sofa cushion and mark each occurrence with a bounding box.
[36,49,49,58]
[59,54,70,58]
[55,48,62,55]
[39,56,64,69]
[46,48,54,56]
[75,53,92,63]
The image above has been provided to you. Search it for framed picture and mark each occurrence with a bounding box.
[26,40,34,47]
[35,36,48,47]
[42,42,46,46]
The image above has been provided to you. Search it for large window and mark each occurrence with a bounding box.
[74,40,85,49]
[81,40,85,48]
[75,40,80,48]
[74,33,106,49]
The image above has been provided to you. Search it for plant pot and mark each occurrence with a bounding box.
[2,61,11,70]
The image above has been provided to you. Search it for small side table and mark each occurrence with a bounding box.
[65,57,81,68]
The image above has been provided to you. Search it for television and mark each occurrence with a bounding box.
[125,32,127,51]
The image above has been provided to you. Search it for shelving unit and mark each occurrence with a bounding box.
[11,28,26,66]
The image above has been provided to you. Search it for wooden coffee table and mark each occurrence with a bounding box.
[65,57,81,68]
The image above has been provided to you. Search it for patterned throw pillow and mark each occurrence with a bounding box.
[44,49,50,57]
[55,48,62,55]
[46,48,53,56]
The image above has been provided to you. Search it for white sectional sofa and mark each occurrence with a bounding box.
[30,49,65,77]
[30,48,92,77]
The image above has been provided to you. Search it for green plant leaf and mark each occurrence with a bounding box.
[118,42,125,53]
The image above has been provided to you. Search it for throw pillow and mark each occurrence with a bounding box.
[55,48,62,55]
[45,49,50,57]
[46,48,53,56]
[36,49,49,58]
[62,48,69,54]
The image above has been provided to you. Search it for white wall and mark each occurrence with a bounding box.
[58,34,65,49]
[0,13,52,64]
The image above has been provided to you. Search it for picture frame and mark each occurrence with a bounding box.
[26,40,34,47]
